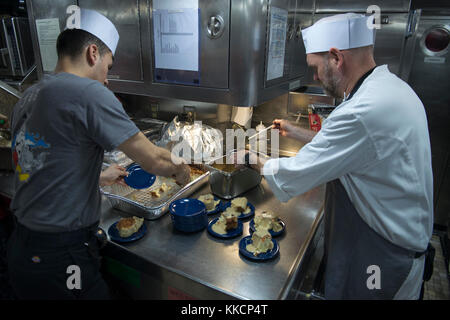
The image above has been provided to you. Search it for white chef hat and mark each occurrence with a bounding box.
[71,8,119,55]
[302,13,375,54]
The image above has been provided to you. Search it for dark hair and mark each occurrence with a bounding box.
[56,28,110,59]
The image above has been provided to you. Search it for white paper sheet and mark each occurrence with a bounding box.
[35,18,61,72]
[266,7,288,81]
[153,0,199,72]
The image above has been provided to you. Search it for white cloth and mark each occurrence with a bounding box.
[263,65,433,252]
[231,106,253,129]
[302,13,375,54]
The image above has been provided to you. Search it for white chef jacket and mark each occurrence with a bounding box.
[263,65,433,253]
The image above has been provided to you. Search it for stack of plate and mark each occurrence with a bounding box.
[169,198,207,232]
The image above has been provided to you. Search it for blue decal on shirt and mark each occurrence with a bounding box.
[12,127,51,182]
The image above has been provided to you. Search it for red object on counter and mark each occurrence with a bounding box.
[309,113,322,132]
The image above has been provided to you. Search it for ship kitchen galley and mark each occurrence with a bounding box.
[0,0,449,302]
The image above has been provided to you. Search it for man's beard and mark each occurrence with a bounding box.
[320,61,342,99]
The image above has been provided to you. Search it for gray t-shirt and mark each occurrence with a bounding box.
[10,72,139,232]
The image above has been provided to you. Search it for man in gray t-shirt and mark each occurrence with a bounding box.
[7,10,190,300]
[11,72,138,233]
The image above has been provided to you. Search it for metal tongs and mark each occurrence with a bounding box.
[248,125,272,141]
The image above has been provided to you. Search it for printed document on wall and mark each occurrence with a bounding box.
[266,7,287,81]
[153,0,199,71]
[35,18,60,72]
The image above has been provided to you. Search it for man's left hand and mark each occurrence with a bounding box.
[100,164,128,187]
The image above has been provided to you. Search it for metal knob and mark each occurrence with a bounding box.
[207,15,225,39]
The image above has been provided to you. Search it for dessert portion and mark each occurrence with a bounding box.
[230,197,252,216]
[150,182,171,198]
[198,194,220,211]
[222,206,240,218]
[150,188,161,198]
[189,166,206,181]
[116,216,144,238]
[246,227,274,256]
[211,209,239,235]
[127,181,173,202]
[253,210,283,233]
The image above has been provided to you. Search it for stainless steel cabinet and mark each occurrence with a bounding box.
[78,0,145,83]
[26,0,75,79]
[315,0,410,13]
[288,0,313,81]
[27,0,309,106]
[189,0,230,89]
[401,10,450,228]
[0,17,35,77]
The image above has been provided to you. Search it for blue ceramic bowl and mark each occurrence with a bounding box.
[169,198,207,232]
[124,164,156,189]
[172,220,207,233]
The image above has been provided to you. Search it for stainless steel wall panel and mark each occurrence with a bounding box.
[315,0,411,13]
[403,12,450,227]
[372,13,409,75]
[285,0,297,79]
[27,0,308,106]
[398,9,421,81]
[228,0,268,105]
[197,0,230,89]
[264,0,290,88]
[296,0,315,13]
[79,0,144,82]
[26,0,76,79]
[288,0,311,80]
[0,17,35,77]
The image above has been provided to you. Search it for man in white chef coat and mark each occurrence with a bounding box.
[246,13,434,299]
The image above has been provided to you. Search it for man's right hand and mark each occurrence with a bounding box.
[272,118,317,143]
[119,132,190,185]
[174,164,191,186]
[272,119,297,139]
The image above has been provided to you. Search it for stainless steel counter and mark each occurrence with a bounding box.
[100,179,325,300]
[0,167,325,300]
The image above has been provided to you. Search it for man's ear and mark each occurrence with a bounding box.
[328,47,344,69]
[86,44,99,66]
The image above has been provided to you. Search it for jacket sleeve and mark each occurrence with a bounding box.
[263,111,378,202]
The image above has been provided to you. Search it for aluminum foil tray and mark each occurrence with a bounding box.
[101,168,210,220]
